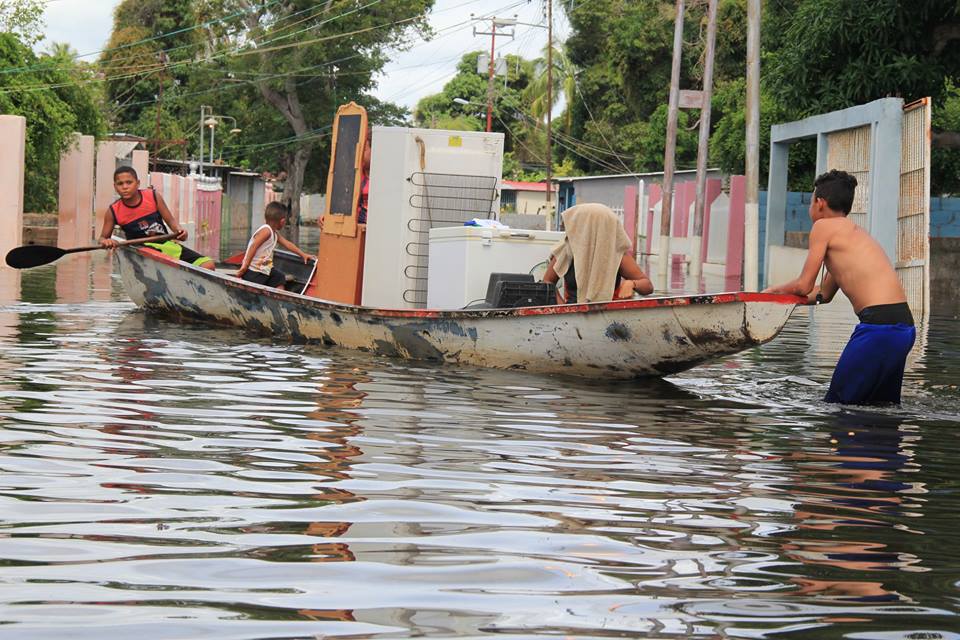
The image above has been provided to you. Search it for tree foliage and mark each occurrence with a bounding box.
[0,34,105,212]
[100,0,199,141]
[0,0,44,44]
[173,0,435,218]
[558,0,960,192]
[764,0,960,116]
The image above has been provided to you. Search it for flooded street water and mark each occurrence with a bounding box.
[1,255,958,639]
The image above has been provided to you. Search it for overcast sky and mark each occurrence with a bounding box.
[40,0,569,110]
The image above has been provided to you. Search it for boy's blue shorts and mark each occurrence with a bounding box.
[825,321,916,405]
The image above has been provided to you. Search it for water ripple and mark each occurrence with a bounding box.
[0,261,957,638]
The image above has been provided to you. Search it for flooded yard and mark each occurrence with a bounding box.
[0,254,957,639]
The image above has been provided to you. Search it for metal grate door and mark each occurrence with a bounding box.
[898,99,931,318]
[826,125,872,230]
[403,172,498,306]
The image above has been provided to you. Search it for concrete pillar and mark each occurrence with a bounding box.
[764,141,790,288]
[869,102,904,262]
[726,175,746,286]
[76,136,95,243]
[54,135,95,245]
[131,149,149,184]
[645,184,662,255]
[623,185,638,256]
[0,115,26,254]
[0,115,25,302]
[95,140,118,231]
[57,134,80,247]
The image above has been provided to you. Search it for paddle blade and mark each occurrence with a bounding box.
[5,245,67,269]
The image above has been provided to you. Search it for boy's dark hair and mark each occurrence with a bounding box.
[264,201,288,222]
[813,169,858,215]
[114,165,138,181]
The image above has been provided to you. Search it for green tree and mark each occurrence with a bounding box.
[0,34,105,212]
[415,51,545,174]
[100,0,199,136]
[561,0,737,174]
[194,0,435,221]
[765,0,960,116]
[0,0,44,44]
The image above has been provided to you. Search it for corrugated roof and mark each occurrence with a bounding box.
[553,168,721,182]
[501,180,557,192]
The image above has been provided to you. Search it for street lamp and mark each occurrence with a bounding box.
[453,98,487,129]
[205,115,241,166]
[198,106,241,176]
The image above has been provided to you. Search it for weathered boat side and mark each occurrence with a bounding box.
[116,246,800,378]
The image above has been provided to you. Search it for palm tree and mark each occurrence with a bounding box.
[522,42,577,135]
[46,42,79,60]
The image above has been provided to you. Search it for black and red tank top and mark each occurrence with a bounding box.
[110,188,168,239]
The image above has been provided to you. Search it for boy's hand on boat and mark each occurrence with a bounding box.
[301,253,316,263]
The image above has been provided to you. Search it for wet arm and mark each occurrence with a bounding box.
[98,208,118,247]
[617,253,654,296]
[155,194,186,240]
[807,272,838,305]
[763,221,829,295]
[543,256,560,284]
[276,234,315,262]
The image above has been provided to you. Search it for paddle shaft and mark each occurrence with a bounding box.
[5,232,182,269]
[68,232,179,255]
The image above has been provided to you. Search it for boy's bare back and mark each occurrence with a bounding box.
[815,217,906,312]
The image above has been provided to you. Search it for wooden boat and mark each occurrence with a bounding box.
[115,245,802,379]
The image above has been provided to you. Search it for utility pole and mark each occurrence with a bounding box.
[658,0,685,293]
[486,17,496,133]
[744,0,761,290]
[199,105,208,177]
[689,0,719,282]
[152,51,168,174]
[545,0,553,208]
[473,16,515,133]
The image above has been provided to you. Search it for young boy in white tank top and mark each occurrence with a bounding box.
[236,202,315,290]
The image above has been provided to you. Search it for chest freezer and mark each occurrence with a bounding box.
[427,226,565,309]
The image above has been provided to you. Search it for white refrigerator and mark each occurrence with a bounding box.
[362,127,504,309]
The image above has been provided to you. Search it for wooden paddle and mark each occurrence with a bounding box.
[4,232,179,269]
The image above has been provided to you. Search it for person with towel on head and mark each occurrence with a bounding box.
[543,203,653,303]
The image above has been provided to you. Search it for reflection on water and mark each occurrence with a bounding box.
[0,255,958,639]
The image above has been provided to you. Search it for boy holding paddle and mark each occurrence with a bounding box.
[98,166,215,270]
[763,170,915,405]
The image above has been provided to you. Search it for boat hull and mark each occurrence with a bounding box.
[116,247,800,378]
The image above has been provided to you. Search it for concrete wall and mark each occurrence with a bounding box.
[299,192,325,224]
[931,197,960,237]
[500,213,547,230]
[931,238,960,315]
[562,170,723,213]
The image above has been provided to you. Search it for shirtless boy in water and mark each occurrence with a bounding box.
[764,170,915,405]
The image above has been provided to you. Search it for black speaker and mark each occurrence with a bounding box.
[484,272,534,304]
[490,281,557,308]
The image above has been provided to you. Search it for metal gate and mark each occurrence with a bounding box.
[898,99,931,317]
[770,98,930,318]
